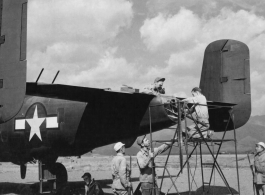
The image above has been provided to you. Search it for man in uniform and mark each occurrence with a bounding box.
[111,142,131,195]
[136,137,171,195]
[81,172,104,195]
[182,87,211,138]
[254,142,265,195]
[143,77,165,95]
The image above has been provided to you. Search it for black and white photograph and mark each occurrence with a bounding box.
[0,0,265,194]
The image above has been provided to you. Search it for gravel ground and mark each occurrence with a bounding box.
[0,155,255,195]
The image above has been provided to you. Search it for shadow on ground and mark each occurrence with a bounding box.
[0,175,176,195]
[0,179,239,195]
[171,186,239,195]
[0,177,121,195]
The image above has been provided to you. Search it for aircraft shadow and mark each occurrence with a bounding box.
[0,176,139,195]
[166,185,239,195]
[0,176,218,195]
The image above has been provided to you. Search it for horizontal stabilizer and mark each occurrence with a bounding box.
[0,0,27,123]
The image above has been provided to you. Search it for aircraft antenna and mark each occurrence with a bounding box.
[52,71,60,84]
[36,68,44,83]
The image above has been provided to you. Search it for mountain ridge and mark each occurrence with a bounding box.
[90,115,265,155]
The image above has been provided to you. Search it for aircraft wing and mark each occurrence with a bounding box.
[26,82,155,136]
[206,101,236,108]
[26,82,155,146]
[26,82,153,102]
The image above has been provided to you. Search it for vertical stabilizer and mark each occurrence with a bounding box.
[0,0,27,123]
[200,39,251,129]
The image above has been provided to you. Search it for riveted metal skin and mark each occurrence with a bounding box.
[0,0,27,123]
[200,39,251,131]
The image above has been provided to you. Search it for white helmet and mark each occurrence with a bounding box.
[114,142,125,152]
[256,142,265,149]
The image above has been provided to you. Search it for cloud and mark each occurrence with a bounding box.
[250,70,265,115]
[249,34,265,72]
[139,7,265,75]
[146,0,265,17]
[140,8,201,51]
[27,0,133,82]
[166,43,205,75]
[252,94,265,115]
[200,9,265,42]
[140,8,265,52]
[28,0,133,47]
[225,0,265,15]
[64,47,138,90]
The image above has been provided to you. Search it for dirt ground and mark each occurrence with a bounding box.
[0,154,255,195]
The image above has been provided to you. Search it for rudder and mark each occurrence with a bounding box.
[0,0,27,123]
[200,39,251,130]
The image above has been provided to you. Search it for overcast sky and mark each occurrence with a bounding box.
[27,0,265,116]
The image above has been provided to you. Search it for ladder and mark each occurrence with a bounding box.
[149,99,241,195]
[39,161,57,194]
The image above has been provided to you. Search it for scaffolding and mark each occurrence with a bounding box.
[148,99,240,195]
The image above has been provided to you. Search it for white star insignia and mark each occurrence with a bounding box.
[26,106,45,141]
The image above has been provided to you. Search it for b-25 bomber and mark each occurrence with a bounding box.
[0,0,251,191]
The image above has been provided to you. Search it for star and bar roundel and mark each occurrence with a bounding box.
[14,103,59,142]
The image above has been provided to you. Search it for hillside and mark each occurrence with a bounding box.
[89,115,265,156]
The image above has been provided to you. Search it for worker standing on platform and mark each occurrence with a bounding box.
[182,87,211,138]
[111,142,131,195]
[254,142,265,195]
[143,77,165,95]
[136,137,171,195]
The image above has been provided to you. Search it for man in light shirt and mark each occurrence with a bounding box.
[111,142,131,195]
[182,87,211,138]
[254,142,265,195]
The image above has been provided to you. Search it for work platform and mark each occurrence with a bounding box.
[147,99,240,195]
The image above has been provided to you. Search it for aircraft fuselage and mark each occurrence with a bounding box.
[0,94,175,164]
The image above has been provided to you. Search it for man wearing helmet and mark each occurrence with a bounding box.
[111,142,131,195]
[136,136,172,195]
[143,77,165,95]
[254,142,265,195]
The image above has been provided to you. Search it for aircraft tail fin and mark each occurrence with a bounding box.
[200,39,251,130]
[0,0,27,123]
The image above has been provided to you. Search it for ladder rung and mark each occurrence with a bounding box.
[202,163,214,166]
[203,182,210,184]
